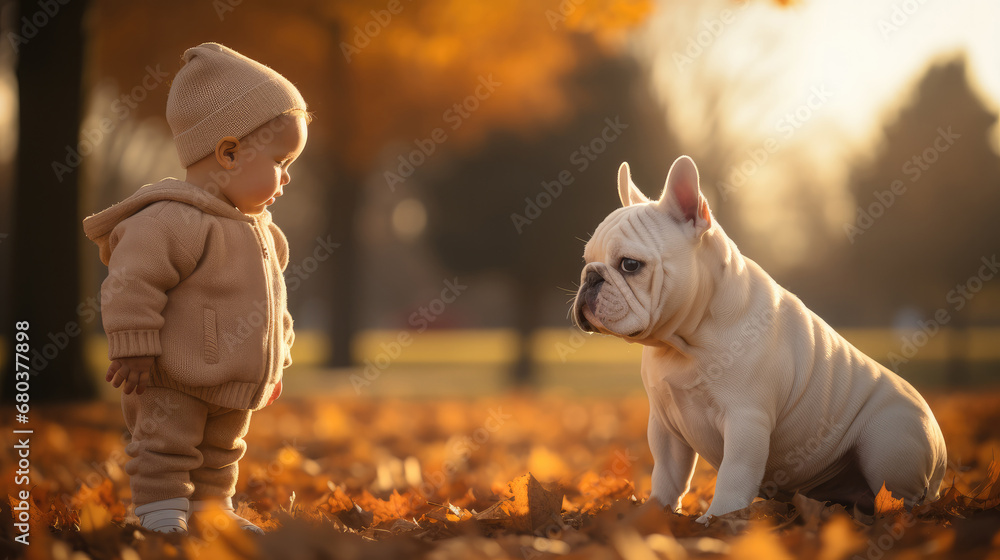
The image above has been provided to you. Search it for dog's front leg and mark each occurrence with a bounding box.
[698,410,773,523]
[647,411,697,513]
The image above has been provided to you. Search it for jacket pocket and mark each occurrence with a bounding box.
[203,308,220,364]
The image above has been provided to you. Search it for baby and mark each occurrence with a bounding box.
[82,43,309,534]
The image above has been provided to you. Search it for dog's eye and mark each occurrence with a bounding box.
[620,258,641,273]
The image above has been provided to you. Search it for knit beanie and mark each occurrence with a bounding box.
[166,42,307,167]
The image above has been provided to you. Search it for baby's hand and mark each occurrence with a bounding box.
[106,356,154,395]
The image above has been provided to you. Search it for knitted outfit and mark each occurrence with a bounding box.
[83,179,294,503]
[122,387,252,504]
[167,43,308,167]
[81,42,306,511]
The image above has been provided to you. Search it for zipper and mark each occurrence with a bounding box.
[251,219,274,401]
[254,222,270,260]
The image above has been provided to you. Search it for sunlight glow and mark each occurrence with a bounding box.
[639,0,999,268]
[0,67,16,164]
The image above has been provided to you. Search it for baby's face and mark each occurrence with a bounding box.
[225,114,308,215]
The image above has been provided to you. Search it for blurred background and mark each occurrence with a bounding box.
[0,0,998,402]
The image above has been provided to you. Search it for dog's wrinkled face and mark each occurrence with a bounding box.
[573,156,713,342]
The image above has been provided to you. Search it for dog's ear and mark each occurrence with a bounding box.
[618,162,649,207]
[658,155,712,236]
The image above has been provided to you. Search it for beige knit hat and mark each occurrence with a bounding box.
[166,42,307,167]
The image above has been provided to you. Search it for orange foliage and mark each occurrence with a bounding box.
[874,482,905,518]
[3,391,1000,559]
[89,0,652,172]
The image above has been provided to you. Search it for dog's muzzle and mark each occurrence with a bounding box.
[575,270,605,332]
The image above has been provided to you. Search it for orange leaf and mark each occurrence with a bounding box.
[499,472,564,532]
[324,484,356,514]
[971,458,1000,510]
[577,471,635,513]
[358,490,425,525]
[921,483,964,517]
[874,482,905,518]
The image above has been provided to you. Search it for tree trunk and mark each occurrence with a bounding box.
[324,19,360,369]
[4,0,95,402]
[326,170,360,368]
[511,276,542,386]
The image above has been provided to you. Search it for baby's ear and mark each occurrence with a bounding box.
[618,162,649,207]
[215,136,240,169]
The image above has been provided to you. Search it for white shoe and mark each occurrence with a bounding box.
[134,498,190,534]
[189,497,264,535]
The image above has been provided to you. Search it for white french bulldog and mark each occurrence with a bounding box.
[573,155,947,522]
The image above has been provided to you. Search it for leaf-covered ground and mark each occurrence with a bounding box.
[3,389,1000,559]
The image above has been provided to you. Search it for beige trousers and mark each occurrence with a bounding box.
[122,386,252,506]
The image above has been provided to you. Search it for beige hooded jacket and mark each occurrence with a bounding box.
[83,178,293,410]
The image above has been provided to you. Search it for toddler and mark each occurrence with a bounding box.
[82,43,309,534]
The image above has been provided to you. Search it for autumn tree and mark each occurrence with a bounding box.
[85,0,652,375]
[423,52,677,382]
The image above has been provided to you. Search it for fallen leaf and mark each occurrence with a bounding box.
[917,483,964,518]
[874,483,905,519]
[14,391,1000,559]
[970,458,1000,510]
[357,489,425,525]
[792,493,825,532]
[323,483,358,514]
[576,470,635,513]
[475,472,565,532]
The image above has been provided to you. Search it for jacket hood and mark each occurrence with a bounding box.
[83,178,266,265]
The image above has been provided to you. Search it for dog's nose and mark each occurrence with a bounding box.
[585,270,604,288]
